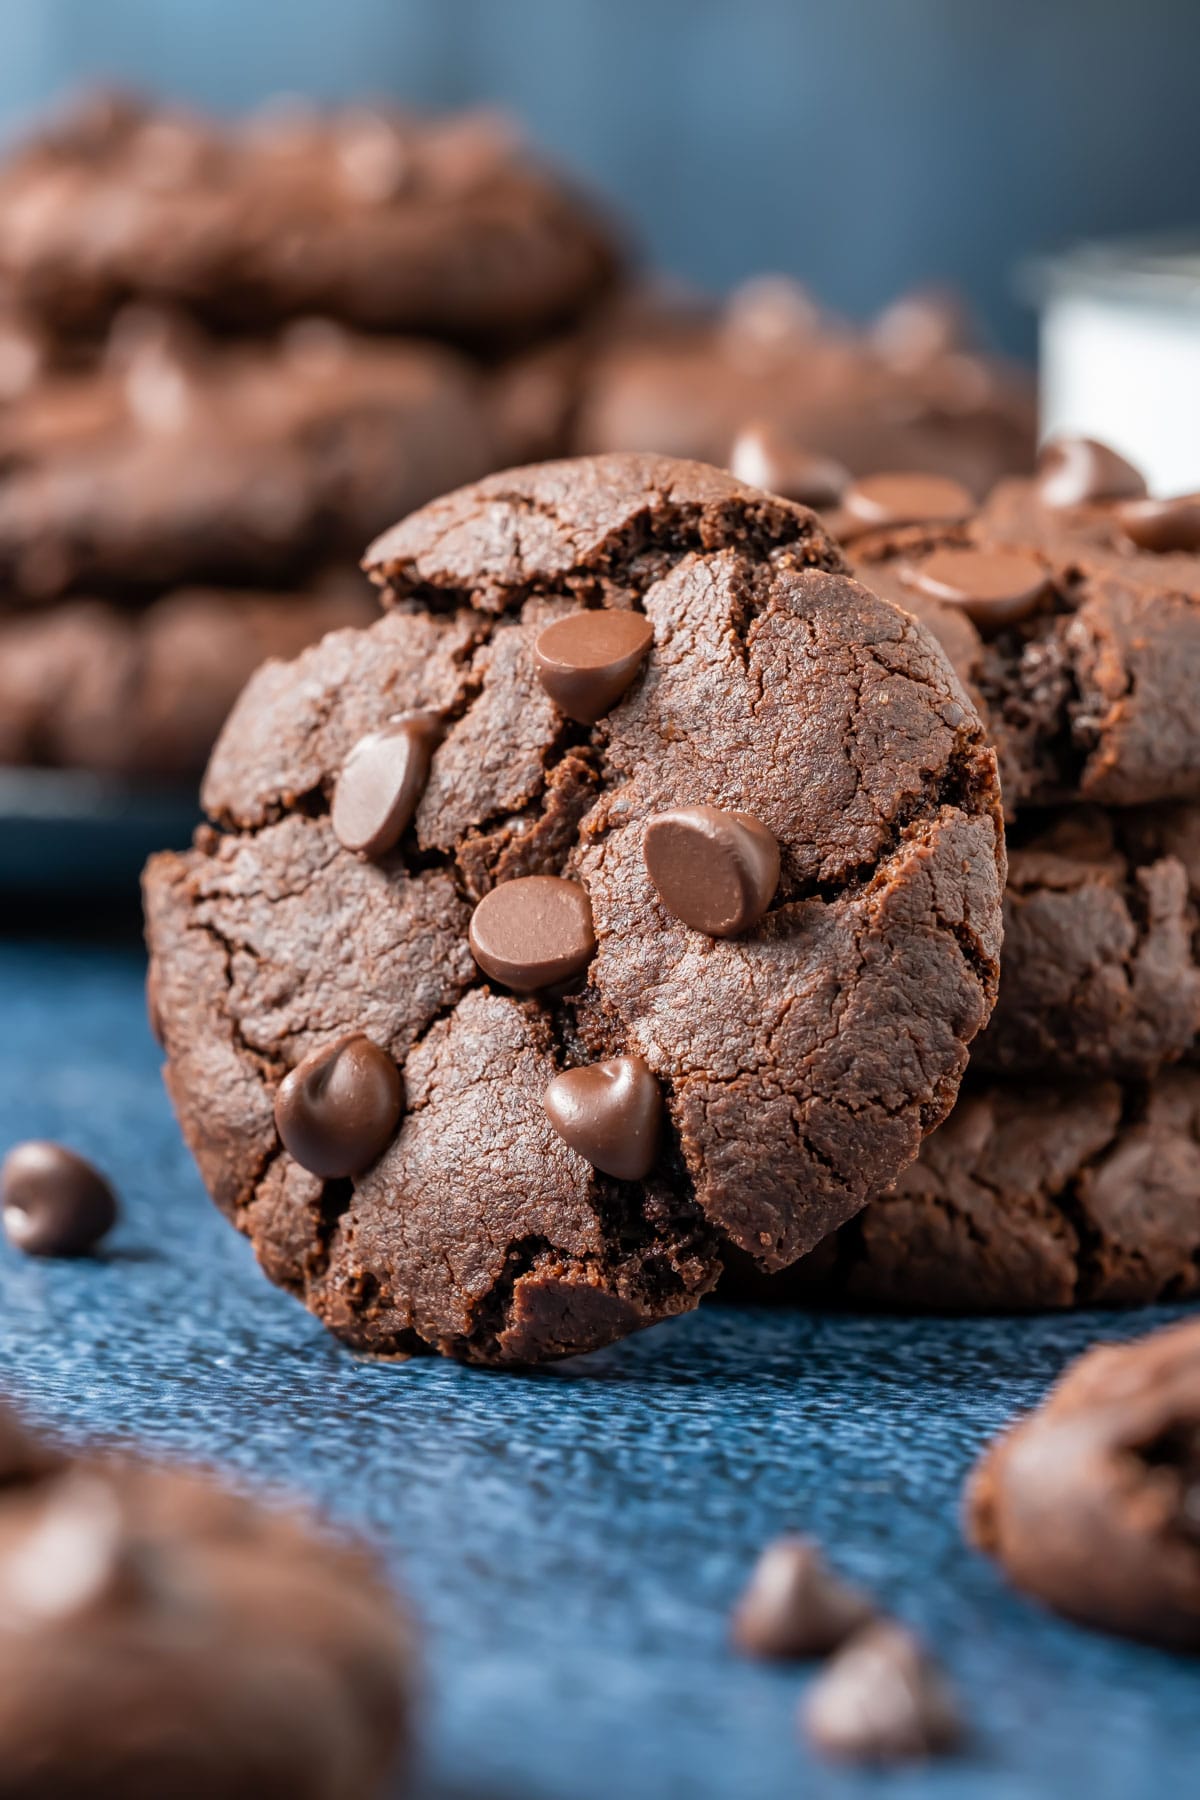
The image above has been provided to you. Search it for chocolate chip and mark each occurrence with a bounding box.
[0,1472,146,1623]
[903,547,1050,635]
[1036,435,1147,508]
[331,713,441,858]
[731,1536,875,1659]
[842,472,974,531]
[274,1033,403,1178]
[468,875,596,992]
[728,421,849,509]
[533,610,654,725]
[1115,493,1200,553]
[801,1623,962,1763]
[643,806,779,937]
[1,1143,118,1258]
[543,1055,662,1181]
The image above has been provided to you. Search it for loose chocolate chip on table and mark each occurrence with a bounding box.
[1035,435,1147,509]
[800,1622,962,1762]
[903,546,1050,635]
[274,1033,403,1179]
[841,471,974,531]
[331,712,441,857]
[731,1536,875,1660]
[468,875,596,991]
[727,421,850,510]
[533,609,654,725]
[1,1142,118,1257]
[643,805,780,937]
[542,1055,662,1181]
[1115,493,1200,554]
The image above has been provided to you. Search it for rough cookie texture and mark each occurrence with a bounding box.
[850,474,1200,812]
[966,1317,1200,1649]
[144,454,1004,1363]
[0,579,373,779]
[0,1400,411,1797]
[0,90,618,345]
[760,1070,1200,1312]
[0,314,497,600]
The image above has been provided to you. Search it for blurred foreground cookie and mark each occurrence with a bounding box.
[966,1317,1200,1649]
[143,453,1004,1364]
[0,1401,411,1797]
[0,90,617,344]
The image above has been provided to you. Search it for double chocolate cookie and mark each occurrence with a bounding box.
[0,90,617,344]
[143,453,1004,1364]
[0,1402,411,1796]
[967,1317,1200,1649]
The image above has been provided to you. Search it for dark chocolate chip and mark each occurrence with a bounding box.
[1036,435,1147,509]
[1,1142,118,1257]
[1115,493,1200,553]
[903,547,1050,635]
[842,472,974,531]
[331,712,441,858]
[801,1623,962,1763]
[533,610,654,725]
[731,1536,875,1659]
[728,421,850,509]
[274,1033,403,1179]
[543,1055,662,1182]
[468,875,596,992]
[643,806,779,937]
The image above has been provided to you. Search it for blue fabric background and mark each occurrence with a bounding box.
[1,938,1197,1799]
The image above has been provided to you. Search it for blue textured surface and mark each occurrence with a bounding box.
[1,937,1197,1800]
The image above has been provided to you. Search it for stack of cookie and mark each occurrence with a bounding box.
[0,89,617,784]
[765,440,1200,1310]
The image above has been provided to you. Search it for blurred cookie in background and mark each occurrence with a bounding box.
[0,88,621,346]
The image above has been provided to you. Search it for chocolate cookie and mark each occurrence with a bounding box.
[966,1316,1200,1649]
[770,1069,1200,1312]
[0,1401,411,1796]
[0,90,618,344]
[0,313,498,600]
[574,279,1035,497]
[0,578,373,780]
[849,441,1200,810]
[143,453,1004,1364]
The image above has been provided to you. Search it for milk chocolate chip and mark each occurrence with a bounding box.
[842,472,973,531]
[543,1055,662,1181]
[274,1033,403,1178]
[643,806,779,936]
[1115,493,1200,553]
[1,1142,118,1257]
[468,875,596,991]
[801,1623,962,1763]
[331,713,440,857]
[728,421,849,509]
[1036,435,1147,509]
[904,547,1050,635]
[732,1536,875,1659]
[533,610,653,725]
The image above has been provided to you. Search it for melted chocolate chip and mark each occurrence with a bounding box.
[732,1536,875,1659]
[331,713,441,857]
[1115,493,1200,554]
[533,610,654,725]
[468,875,596,991]
[1,1142,118,1257]
[1036,435,1147,509]
[842,472,973,531]
[903,547,1050,635]
[728,421,850,509]
[801,1623,962,1762]
[642,806,779,937]
[542,1055,662,1181]
[274,1033,403,1178]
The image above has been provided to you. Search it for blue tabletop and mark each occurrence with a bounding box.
[1,936,1196,1800]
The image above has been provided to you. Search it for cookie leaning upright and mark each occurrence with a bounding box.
[143,453,1005,1364]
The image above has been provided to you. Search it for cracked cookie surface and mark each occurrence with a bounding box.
[144,453,1004,1363]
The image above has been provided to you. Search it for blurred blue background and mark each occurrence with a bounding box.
[0,0,1196,356]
